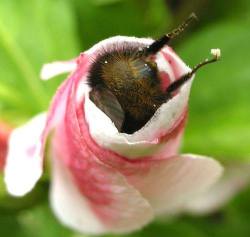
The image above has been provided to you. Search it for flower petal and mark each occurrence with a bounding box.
[50,128,154,234]
[4,113,47,196]
[49,153,105,234]
[40,60,77,80]
[184,163,250,215]
[127,154,223,215]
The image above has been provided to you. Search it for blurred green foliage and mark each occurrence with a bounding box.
[181,20,250,160]
[0,0,80,123]
[0,0,250,236]
[72,0,169,49]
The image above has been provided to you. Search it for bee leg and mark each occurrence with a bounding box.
[144,13,197,56]
[165,49,221,97]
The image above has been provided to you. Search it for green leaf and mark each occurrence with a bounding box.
[177,19,250,160]
[0,0,80,121]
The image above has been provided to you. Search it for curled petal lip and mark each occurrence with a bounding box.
[84,80,191,158]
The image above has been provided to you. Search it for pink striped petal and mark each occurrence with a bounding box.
[4,113,47,196]
[50,142,153,234]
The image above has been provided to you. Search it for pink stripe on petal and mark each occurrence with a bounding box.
[162,47,191,80]
[50,149,107,234]
[4,113,47,196]
[159,71,171,91]
[51,134,153,234]
[0,121,11,171]
[39,54,90,164]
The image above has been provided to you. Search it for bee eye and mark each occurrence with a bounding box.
[137,61,158,81]
[149,61,158,70]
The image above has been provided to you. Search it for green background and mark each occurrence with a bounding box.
[0,0,250,236]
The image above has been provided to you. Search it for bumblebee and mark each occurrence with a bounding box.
[88,13,220,134]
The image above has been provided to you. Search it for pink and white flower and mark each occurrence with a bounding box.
[4,36,223,234]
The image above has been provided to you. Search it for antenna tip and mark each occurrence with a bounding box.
[211,48,221,60]
[190,12,198,21]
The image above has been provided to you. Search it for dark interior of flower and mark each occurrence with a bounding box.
[87,13,220,134]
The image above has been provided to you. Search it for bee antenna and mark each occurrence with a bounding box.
[144,13,198,57]
[166,49,221,96]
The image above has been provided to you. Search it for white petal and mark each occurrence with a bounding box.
[185,163,250,215]
[4,113,47,196]
[129,154,223,215]
[50,155,154,234]
[40,60,77,80]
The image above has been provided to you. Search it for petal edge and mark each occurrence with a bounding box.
[4,113,47,196]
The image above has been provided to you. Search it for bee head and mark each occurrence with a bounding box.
[88,42,159,92]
